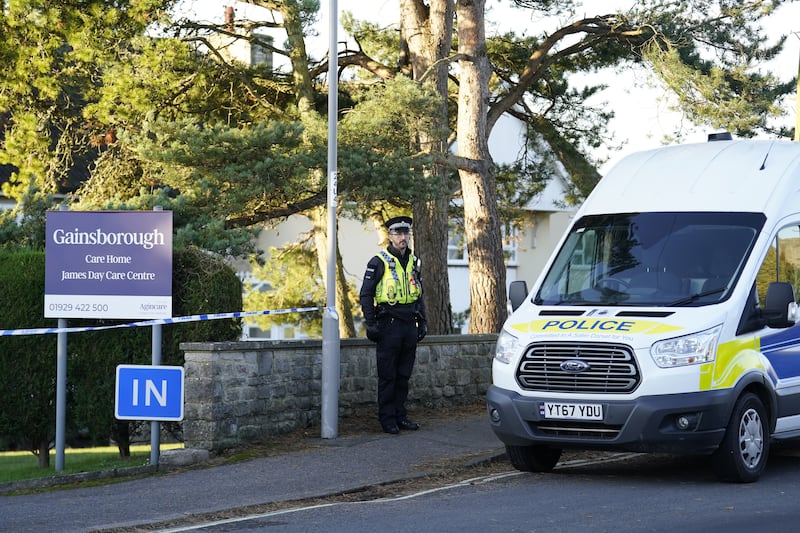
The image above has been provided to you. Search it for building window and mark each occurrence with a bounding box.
[245,324,271,339]
[250,33,273,68]
[448,223,468,264]
[448,220,517,265]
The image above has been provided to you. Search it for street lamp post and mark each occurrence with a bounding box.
[321,0,340,439]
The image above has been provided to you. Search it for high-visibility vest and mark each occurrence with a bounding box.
[374,251,422,305]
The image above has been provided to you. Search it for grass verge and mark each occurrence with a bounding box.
[0,443,183,484]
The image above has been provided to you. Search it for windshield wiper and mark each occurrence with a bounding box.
[668,287,726,307]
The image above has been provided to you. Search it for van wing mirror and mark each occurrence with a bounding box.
[509,280,529,312]
[763,282,798,329]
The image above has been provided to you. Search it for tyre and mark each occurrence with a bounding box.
[506,444,562,472]
[711,392,769,483]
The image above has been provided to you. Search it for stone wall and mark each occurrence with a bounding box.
[181,334,497,451]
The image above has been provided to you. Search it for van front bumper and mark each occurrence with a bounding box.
[486,385,734,454]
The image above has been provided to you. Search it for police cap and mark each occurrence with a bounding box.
[385,216,413,233]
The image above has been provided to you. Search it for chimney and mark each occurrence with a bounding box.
[225,5,234,30]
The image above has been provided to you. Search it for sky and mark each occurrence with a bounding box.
[173,0,800,173]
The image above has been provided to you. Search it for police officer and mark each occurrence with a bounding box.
[360,215,427,434]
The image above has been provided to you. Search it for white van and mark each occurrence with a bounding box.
[487,137,800,483]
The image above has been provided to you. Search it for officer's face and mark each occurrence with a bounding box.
[388,228,411,252]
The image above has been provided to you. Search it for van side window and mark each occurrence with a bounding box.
[741,225,800,334]
[755,225,800,303]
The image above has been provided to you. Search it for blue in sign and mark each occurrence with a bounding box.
[115,365,184,421]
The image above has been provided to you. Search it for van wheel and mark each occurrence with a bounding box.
[506,444,562,472]
[711,392,769,483]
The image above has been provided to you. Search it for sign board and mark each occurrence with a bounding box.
[44,210,172,319]
[115,365,184,421]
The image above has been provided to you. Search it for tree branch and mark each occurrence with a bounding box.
[182,35,292,119]
[225,188,329,228]
[487,15,649,131]
[312,48,397,81]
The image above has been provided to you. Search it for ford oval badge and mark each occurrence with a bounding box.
[560,359,590,373]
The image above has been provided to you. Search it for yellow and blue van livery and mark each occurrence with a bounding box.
[487,137,800,482]
[760,328,800,380]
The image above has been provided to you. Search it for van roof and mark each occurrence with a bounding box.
[583,140,800,216]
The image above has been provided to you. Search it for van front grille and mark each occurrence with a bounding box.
[532,421,623,439]
[516,342,639,393]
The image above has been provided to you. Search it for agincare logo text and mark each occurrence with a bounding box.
[141,303,169,312]
[52,228,167,250]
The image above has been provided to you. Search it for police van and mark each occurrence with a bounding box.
[487,136,800,482]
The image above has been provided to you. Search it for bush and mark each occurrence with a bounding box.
[0,252,58,465]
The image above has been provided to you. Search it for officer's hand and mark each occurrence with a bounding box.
[366,322,381,343]
[416,320,427,342]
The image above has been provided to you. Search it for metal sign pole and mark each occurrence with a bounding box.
[151,205,163,466]
[55,319,67,472]
[150,323,162,466]
[55,203,69,472]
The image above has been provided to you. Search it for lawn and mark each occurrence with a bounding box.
[0,443,183,484]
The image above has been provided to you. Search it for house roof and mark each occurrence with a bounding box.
[488,113,577,214]
[525,170,574,213]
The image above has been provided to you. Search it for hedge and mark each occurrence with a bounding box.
[0,246,242,457]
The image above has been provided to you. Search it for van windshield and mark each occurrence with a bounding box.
[534,212,765,306]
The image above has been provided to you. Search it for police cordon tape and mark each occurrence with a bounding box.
[0,306,328,337]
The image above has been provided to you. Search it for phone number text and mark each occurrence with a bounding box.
[48,303,110,313]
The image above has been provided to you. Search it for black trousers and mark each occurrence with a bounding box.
[375,317,418,427]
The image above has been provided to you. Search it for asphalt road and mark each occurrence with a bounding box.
[158,447,800,533]
[5,411,800,533]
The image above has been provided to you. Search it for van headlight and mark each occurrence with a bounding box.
[650,325,721,368]
[495,329,521,365]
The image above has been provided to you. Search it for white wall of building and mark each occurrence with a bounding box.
[253,214,377,286]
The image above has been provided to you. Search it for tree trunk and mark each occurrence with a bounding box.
[37,438,50,468]
[112,419,132,458]
[455,0,507,333]
[400,0,454,334]
[273,0,316,115]
[311,207,356,337]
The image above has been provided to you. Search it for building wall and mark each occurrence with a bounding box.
[513,210,575,289]
[206,5,274,69]
[252,215,379,285]
[181,334,496,450]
